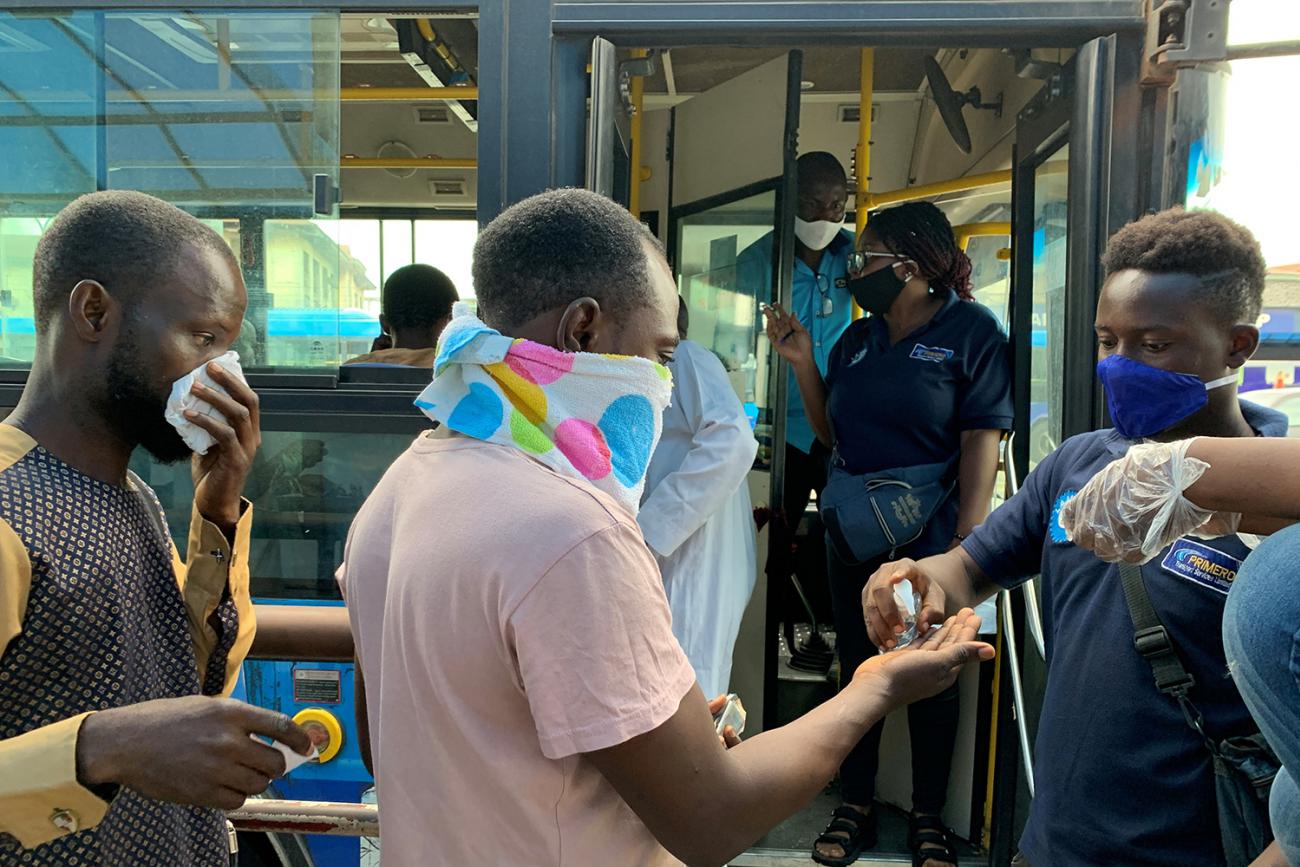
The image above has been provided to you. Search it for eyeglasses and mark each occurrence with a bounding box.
[846,249,907,274]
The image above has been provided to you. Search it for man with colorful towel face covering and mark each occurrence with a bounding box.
[337,188,993,867]
[860,209,1285,867]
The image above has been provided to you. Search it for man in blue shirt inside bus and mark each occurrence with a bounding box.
[861,209,1284,866]
[737,152,855,522]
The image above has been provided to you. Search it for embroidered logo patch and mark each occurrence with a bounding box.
[909,343,954,363]
[1160,538,1240,595]
[848,347,870,367]
[834,276,848,289]
[1049,489,1076,544]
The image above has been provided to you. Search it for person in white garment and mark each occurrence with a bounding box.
[639,297,759,697]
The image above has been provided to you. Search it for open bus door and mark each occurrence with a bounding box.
[991,33,1137,864]
[585,46,803,737]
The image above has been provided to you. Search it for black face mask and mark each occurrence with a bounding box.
[847,264,906,315]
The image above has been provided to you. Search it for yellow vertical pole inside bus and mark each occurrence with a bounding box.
[853,48,873,319]
[629,49,648,219]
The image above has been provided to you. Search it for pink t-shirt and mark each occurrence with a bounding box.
[338,433,696,866]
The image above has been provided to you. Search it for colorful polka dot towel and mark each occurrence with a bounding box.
[414,304,674,516]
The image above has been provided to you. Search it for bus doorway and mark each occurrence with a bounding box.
[586,36,1133,865]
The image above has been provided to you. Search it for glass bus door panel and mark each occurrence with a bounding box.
[676,189,779,466]
[1028,148,1069,469]
[1183,4,1300,419]
[659,51,800,739]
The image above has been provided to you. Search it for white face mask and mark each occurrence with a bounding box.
[794,217,842,252]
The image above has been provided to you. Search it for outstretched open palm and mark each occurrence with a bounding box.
[852,608,993,708]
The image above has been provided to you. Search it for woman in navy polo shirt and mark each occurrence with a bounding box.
[764,202,1012,867]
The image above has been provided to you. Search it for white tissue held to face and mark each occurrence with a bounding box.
[164,351,246,456]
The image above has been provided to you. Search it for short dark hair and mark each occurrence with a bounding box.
[382,264,458,331]
[797,152,847,189]
[33,190,237,332]
[472,188,660,330]
[1102,208,1267,325]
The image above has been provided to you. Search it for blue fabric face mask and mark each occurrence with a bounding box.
[1096,354,1238,440]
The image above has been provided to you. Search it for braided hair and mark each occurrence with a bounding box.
[868,201,974,300]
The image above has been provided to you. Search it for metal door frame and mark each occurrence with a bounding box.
[490,1,1146,221]
[658,50,803,731]
[993,29,1149,862]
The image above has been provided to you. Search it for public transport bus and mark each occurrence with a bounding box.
[1,1,1298,865]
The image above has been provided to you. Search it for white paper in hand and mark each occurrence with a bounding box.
[164,352,246,455]
[251,733,318,775]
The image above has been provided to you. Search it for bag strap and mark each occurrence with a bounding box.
[1118,562,1216,748]
[126,469,171,549]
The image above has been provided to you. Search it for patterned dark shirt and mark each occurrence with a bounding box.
[0,446,236,866]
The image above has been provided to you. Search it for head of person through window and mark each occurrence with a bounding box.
[345,264,459,369]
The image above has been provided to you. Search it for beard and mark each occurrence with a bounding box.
[103,341,193,465]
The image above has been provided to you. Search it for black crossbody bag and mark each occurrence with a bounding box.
[819,451,958,566]
[1118,563,1279,867]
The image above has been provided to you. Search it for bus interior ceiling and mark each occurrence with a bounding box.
[338,14,478,211]
[634,45,1072,237]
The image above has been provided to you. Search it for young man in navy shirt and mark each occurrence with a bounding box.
[862,209,1282,866]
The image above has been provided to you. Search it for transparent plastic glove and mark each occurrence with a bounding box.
[1058,439,1242,564]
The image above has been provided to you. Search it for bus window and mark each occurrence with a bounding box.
[676,189,779,463]
[0,9,342,368]
[414,219,477,310]
[129,427,422,602]
[966,233,1011,329]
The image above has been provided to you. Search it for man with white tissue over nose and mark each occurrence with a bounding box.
[336,188,993,867]
[0,191,312,866]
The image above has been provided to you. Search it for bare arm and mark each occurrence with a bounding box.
[1184,437,1300,523]
[953,429,1002,542]
[587,612,992,866]
[354,654,373,778]
[1059,437,1300,563]
[1247,840,1290,867]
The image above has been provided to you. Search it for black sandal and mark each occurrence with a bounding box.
[909,812,957,867]
[811,805,878,866]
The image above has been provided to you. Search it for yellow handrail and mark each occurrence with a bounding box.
[865,169,1012,210]
[340,156,476,169]
[629,49,649,218]
[954,221,1012,252]
[340,86,478,102]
